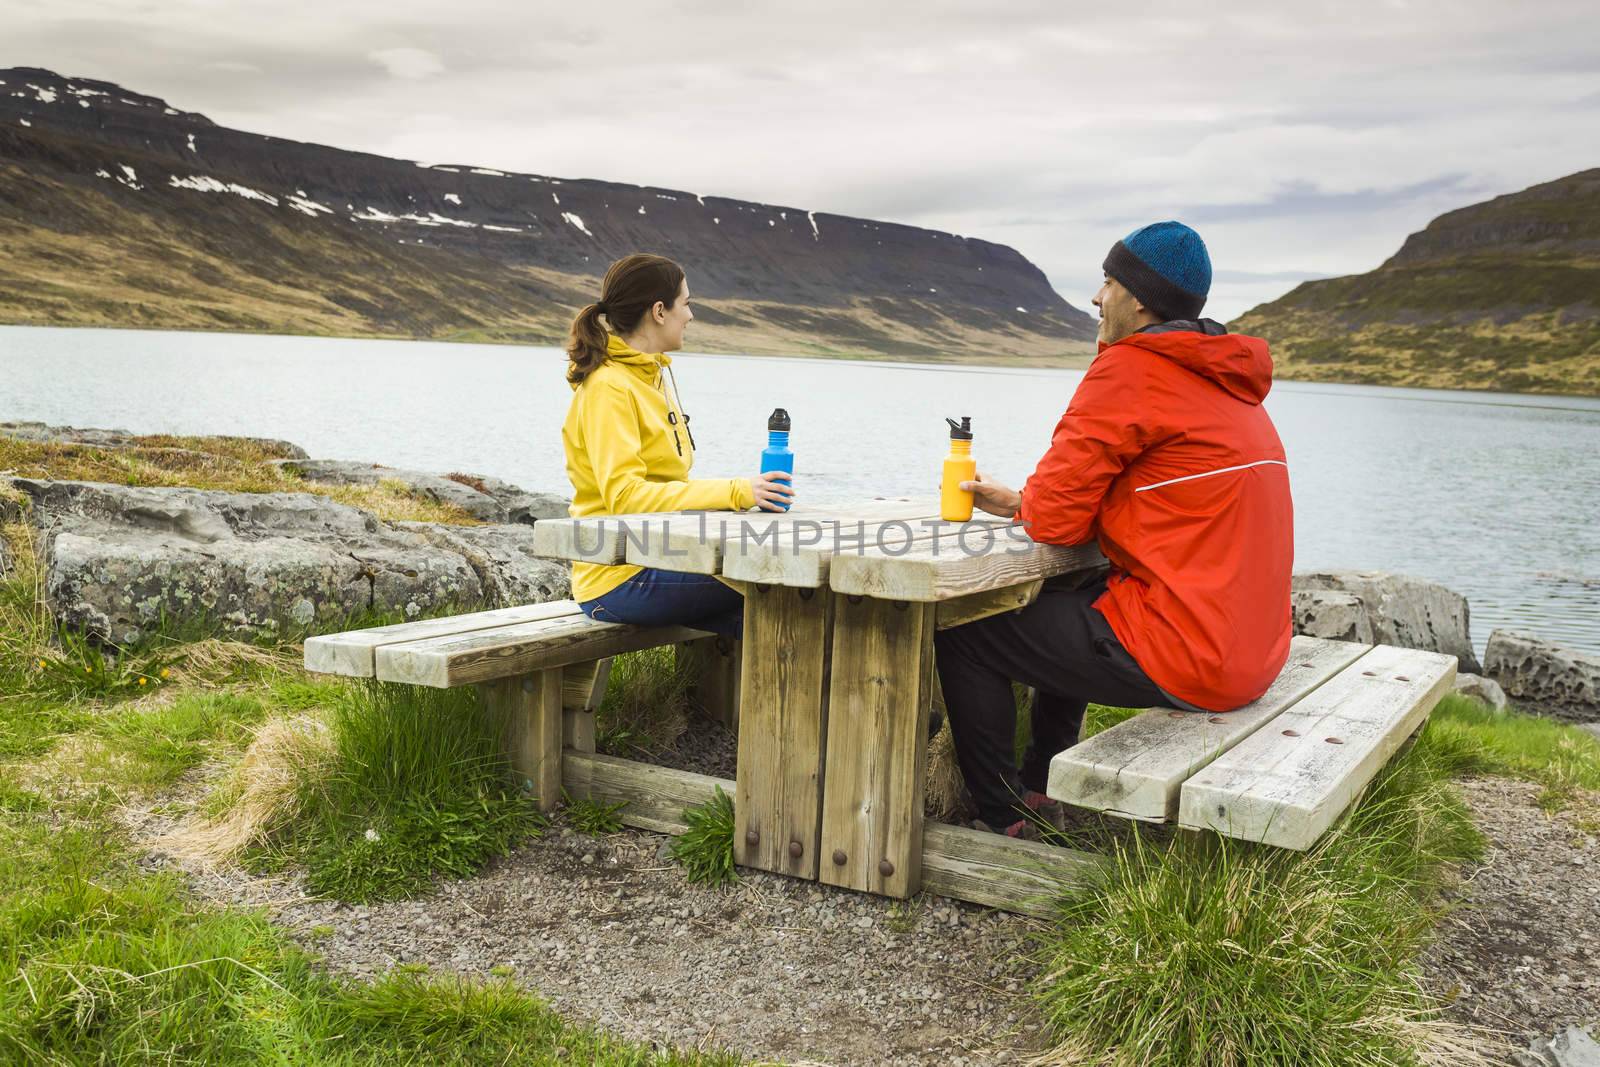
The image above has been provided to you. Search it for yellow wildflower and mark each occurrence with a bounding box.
[138,677,147,686]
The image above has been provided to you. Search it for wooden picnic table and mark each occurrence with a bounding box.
[533,497,1107,903]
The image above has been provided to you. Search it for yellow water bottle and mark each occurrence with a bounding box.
[941,416,976,521]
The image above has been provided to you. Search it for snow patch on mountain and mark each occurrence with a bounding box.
[168,174,277,205]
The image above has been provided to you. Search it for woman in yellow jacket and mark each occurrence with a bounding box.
[562,253,794,638]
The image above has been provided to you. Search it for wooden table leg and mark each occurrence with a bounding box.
[734,584,833,880]
[819,595,936,898]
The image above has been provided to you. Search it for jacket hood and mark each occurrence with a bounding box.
[1101,319,1274,404]
[568,335,671,392]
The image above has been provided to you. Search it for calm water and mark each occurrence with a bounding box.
[4,325,1598,656]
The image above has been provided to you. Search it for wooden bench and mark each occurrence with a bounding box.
[303,599,742,809]
[1047,636,1457,849]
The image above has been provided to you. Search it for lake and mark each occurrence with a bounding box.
[4,324,1598,657]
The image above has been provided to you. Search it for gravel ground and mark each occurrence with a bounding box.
[138,815,1054,1066]
[118,740,1599,1065]
[1423,777,1600,1056]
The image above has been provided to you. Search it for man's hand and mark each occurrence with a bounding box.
[961,471,1022,518]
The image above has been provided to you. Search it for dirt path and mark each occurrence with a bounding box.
[1423,777,1600,1057]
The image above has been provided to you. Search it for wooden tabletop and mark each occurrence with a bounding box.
[531,497,1105,602]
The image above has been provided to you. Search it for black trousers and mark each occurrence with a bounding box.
[932,577,1170,827]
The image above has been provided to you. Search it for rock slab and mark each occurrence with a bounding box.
[275,459,569,525]
[0,420,308,458]
[10,478,569,644]
[1486,630,1600,721]
[1292,570,1481,673]
[1518,1026,1600,1067]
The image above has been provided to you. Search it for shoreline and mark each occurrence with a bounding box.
[9,319,1600,400]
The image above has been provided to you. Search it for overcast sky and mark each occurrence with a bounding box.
[8,0,1598,320]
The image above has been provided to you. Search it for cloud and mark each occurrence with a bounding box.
[6,0,1600,320]
[368,47,443,80]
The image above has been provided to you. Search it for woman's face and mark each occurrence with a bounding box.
[658,277,693,352]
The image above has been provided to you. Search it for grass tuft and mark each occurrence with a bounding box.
[596,645,694,756]
[563,792,626,835]
[1030,710,1494,1067]
[177,682,543,902]
[671,786,737,887]
[277,682,545,902]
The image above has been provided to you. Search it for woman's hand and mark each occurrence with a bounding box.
[752,470,796,512]
[961,471,1021,518]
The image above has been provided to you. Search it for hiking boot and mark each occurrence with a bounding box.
[1020,790,1068,834]
[971,815,1041,841]
[971,791,1068,841]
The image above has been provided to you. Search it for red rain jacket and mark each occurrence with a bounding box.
[1016,322,1293,711]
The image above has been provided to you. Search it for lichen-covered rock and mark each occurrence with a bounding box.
[1452,672,1508,711]
[1291,589,1375,644]
[1485,629,1600,721]
[275,460,569,525]
[0,420,308,458]
[1291,570,1481,673]
[12,478,491,644]
[396,522,569,605]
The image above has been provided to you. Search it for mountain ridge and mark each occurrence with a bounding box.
[0,67,1095,363]
[1235,169,1600,396]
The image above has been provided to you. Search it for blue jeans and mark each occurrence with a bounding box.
[580,568,744,640]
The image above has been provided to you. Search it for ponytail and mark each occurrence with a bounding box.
[564,253,686,385]
[566,303,610,385]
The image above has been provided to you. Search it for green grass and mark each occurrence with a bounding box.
[564,792,626,835]
[251,682,545,903]
[1031,736,1485,1067]
[1417,693,1600,809]
[596,645,695,756]
[671,786,737,887]
[100,691,274,789]
[0,795,737,1065]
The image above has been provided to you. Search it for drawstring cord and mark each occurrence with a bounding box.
[663,363,697,456]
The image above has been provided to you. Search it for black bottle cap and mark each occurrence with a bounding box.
[768,408,791,432]
[946,416,972,441]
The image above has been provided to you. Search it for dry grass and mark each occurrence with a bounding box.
[0,436,477,523]
[164,713,334,864]
[924,725,970,820]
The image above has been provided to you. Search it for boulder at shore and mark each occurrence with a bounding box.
[11,478,569,644]
[1291,571,1481,673]
[1485,630,1600,722]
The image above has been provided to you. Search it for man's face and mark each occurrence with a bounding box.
[1092,275,1142,345]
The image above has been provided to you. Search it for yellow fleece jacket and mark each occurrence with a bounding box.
[562,335,756,602]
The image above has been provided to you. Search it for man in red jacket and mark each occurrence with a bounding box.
[936,220,1294,837]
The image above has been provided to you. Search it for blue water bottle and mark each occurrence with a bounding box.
[761,407,793,512]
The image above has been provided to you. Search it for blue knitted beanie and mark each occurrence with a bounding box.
[1102,221,1212,321]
